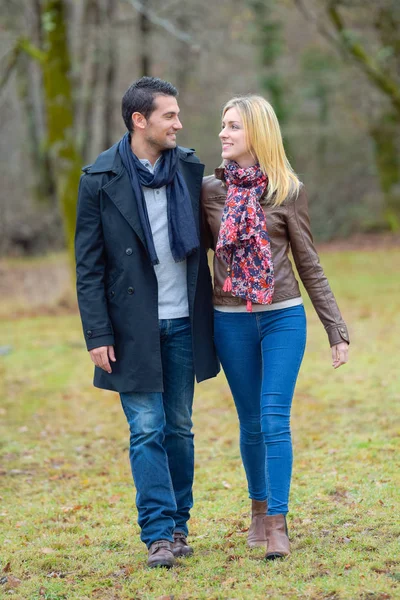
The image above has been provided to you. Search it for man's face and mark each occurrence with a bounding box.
[143,95,183,152]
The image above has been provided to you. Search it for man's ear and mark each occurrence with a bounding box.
[132,112,147,130]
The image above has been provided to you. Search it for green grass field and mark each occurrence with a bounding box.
[0,248,399,600]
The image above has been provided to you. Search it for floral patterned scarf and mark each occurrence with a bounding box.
[215,161,275,312]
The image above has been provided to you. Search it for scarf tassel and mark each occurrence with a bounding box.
[223,275,232,293]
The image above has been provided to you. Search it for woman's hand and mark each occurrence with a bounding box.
[331,342,349,369]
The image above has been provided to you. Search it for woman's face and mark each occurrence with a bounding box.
[219,107,255,168]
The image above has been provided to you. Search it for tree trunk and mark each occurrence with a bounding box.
[249,0,293,158]
[370,113,400,231]
[41,0,83,265]
[15,0,57,205]
[103,0,117,150]
[175,13,191,95]
[139,0,151,76]
[79,0,101,161]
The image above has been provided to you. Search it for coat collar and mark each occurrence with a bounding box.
[83,142,199,175]
[88,142,204,249]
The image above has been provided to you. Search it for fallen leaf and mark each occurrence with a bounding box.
[61,505,83,513]
[78,535,91,546]
[4,575,22,588]
[41,548,55,555]
[108,495,121,504]
[222,481,231,489]
[115,565,133,577]
[39,586,46,596]
[2,563,11,573]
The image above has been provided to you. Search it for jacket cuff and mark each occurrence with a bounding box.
[85,328,115,351]
[326,324,350,347]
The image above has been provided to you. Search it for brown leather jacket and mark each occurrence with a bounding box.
[201,170,349,347]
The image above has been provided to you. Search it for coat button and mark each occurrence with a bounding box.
[87,330,92,338]
[110,290,115,297]
[127,287,134,295]
[126,248,133,255]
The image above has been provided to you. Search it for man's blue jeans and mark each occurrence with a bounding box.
[214,305,307,515]
[120,317,195,548]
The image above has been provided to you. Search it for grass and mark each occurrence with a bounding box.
[0,248,399,599]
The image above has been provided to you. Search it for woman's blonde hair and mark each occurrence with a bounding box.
[222,95,301,206]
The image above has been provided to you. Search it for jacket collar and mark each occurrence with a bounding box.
[89,142,204,250]
[83,142,198,174]
[215,167,225,182]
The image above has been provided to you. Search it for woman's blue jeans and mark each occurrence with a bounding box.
[120,317,195,548]
[214,305,307,515]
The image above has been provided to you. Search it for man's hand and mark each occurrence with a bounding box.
[331,342,349,369]
[89,346,116,373]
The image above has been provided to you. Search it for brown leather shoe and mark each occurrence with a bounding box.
[247,499,268,548]
[172,531,194,557]
[147,540,175,568]
[265,514,290,560]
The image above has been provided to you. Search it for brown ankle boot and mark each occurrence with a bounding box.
[265,514,290,559]
[147,540,175,568]
[247,499,268,548]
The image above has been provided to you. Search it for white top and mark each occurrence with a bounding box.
[140,158,189,319]
[214,296,303,312]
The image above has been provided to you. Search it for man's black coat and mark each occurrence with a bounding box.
[75,142,219,393]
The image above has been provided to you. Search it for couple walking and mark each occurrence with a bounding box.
[75,77,349,568]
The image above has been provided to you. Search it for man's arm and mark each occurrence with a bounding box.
[75,175,115,368]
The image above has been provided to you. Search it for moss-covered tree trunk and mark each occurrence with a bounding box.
[42,0,82,266]
[370,113,400,231]
[326,1,400,230]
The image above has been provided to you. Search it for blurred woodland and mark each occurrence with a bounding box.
[1,0,400,257]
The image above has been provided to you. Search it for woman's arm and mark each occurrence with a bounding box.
[287,186,349,357]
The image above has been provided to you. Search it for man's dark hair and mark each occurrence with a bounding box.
[121,76,178,133]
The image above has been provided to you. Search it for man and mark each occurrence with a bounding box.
[75,77,219,568]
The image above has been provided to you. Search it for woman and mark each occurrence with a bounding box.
[201,95,349,560]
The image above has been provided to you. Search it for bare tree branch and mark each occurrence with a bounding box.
[293,0,346,57]
[328,1,400,117]
[0,44,22,92]
[123,0,200,50]
[0,38,45,93]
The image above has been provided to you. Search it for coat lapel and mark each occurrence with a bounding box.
[178,158,205,236]
[178,155,205,305]
[102,166,147,249]
[99,146,204,253]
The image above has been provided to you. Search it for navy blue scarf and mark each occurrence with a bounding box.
[118,132,199,265]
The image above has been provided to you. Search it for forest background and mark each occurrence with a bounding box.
[0,2,400,599]
[1,0,400,258]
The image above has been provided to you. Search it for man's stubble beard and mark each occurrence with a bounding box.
[145,133,177,153]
